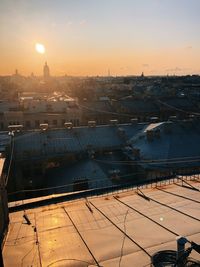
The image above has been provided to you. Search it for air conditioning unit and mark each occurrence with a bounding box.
[130,118,138,124]
[8,124,23,132]
[150,116,159,123]
[169,115,177,121]
[64,122,73,129]
[40,123,48,131]
[88,121,96,127]
[110,119,118,125]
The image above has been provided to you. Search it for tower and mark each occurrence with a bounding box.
[43,62,50,79]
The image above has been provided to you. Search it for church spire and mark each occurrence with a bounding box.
[43,62,50,79]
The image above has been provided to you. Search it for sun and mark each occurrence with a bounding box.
[35,43,45,54]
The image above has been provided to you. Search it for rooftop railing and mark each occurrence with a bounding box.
[8,172,200,212]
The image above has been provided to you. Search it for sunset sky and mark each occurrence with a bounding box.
[0,0,200,76]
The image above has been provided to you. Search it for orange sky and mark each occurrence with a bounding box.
[0,0,200,76]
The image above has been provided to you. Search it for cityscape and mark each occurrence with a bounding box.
[1,1,200,266]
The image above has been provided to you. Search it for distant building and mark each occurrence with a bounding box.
[15,69,18,76]
[43,62,50,79]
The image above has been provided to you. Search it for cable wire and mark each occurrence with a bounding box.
[157,187,200,204]
[142,191,200,222]
[5,133,14,186]
[89,200,152,259]
[46,258,100,267]
[94,156,200,166]
[7,170,145,196]
[78,103,133,117]
[118,209,129,267]
[63,207,100,267]
[114,196,179,237]
[156,99,200,116]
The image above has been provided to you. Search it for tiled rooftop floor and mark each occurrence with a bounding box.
[3,178,200,266]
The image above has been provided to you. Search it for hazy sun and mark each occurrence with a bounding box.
[35,43,45,54]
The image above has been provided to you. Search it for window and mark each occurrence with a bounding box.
[25,121,31,128]
[35,120,40,127]
[46,104,53,111]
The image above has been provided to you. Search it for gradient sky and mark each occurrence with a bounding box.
[0,0,200,76]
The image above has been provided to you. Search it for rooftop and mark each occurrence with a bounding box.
[13,123,147,161]
[120,98,159,113]
[130,120,200,169]
[3,176,200,266]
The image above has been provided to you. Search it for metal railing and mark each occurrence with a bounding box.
[8,172,200,212]
[0,188,9,246]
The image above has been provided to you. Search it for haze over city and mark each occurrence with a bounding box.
[1,0,200,76]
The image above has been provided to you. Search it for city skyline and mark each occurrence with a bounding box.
[1,0,200,76]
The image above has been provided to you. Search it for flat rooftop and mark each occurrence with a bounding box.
[3,177,200,266]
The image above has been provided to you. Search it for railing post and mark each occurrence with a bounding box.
[0,246,4,267]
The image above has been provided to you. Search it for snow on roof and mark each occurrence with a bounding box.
[3,177,200,266]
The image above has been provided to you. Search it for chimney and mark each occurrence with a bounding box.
[146,130,154,142]
[133,148,140,159]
